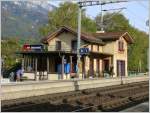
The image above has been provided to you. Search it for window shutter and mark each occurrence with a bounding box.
[118,41,121,51]
[118,41,124,51]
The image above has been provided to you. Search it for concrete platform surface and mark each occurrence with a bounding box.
[1,76,149,100]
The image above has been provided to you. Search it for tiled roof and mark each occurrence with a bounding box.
[93,32,134,44]
[41,26,134,45]
[41,26,105,45]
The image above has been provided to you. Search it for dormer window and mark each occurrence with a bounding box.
[118,41,124,51]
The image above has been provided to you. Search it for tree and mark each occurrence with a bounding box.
[1,38,22,69]
[39,2,97,36]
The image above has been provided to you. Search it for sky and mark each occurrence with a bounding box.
[49,0,149,33]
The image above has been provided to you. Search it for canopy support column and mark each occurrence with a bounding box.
[47,56,49,80]
[34,57,37,81]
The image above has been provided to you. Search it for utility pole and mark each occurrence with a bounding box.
[146,18,149,73]
[148,0,150,76]
[100,3,104,32]
[77,2,82,79]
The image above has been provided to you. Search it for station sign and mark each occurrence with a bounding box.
[23,44,44,51]
[79,48,89,55]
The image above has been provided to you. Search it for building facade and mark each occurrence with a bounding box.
[19,26,133,80]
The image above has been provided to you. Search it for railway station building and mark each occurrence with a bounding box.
[18,26,134,80]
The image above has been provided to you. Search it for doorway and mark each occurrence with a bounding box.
[117,60,125,76]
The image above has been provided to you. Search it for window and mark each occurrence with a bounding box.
[118,41,124,51]
[56,41,61,50]
[71,40,77,50]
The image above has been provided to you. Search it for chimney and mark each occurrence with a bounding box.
[96,30,105,33]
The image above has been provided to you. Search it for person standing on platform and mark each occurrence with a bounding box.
[64,63,70,79]
[16,65,24,82]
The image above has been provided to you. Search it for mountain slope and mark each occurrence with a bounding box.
[1,1,56,40]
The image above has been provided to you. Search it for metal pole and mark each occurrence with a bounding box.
[148,1,150,76]
[61,55,64,80]
[77,6,82,79]
[100,3,104,31]
[121,74,123,85]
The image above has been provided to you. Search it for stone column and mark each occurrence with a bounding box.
[85,56,89,78]
[34,57,37,81]
[82,56,86,79]
[99,59,103,77]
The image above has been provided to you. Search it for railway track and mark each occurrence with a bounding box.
[2,81,149,112]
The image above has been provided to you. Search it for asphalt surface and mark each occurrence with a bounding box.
[121,101,149,112]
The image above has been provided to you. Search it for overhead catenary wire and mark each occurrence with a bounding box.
[96,9,125,29]
[124,9,148,32]
[125,9,147,22]
[135,0,148,10]
[125,8,146,21]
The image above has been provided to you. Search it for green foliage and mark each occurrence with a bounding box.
[127,27,148,71]
[1,37,40,69]
[39,2,97,36]
[1,38,21,69]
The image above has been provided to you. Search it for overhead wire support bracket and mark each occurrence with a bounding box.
[78,0,128,8]
[102,7,126,12]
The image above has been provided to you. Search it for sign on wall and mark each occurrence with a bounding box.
[23,44,44,51]
[79,48,89,55]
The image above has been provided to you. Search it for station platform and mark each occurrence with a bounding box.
[1,76,149,101]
